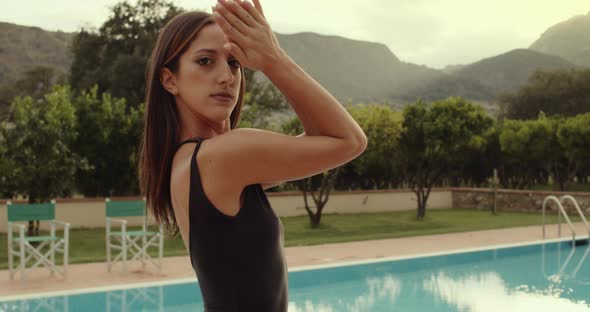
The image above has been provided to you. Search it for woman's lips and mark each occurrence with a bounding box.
[210,95,233,102]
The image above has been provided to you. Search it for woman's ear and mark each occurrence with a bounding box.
[160,67,178,95]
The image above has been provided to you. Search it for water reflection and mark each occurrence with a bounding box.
[543,242,590,282]
[423,271,590,312]
[0,295,68,312]
[106,286,164,312]
[288,274,401,312]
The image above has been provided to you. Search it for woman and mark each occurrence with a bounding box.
[138,0,367,310]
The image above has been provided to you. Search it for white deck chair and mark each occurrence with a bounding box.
[6,200,70,280]
[105,198,163,274]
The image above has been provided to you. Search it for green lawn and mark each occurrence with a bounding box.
[0,208,582,270]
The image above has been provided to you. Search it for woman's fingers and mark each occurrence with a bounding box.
[239,0,267,25]
[212,10,250,48]
[214,3,252,37]
[212,0,278,72]
[252,0,265,18]
[219,0,260,28]
[223,42,248,64]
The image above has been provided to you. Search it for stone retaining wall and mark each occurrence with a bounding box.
[452,187,590,214]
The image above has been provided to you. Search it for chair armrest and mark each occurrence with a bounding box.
[7,223,26,234]
[50,220,71,238]
[50,220,71,228]
[7,223,26,231]
[7,222,26,241]
[106,218,128,225]
[106,218,128,236]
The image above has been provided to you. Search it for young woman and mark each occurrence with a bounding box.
[139,0,367,310]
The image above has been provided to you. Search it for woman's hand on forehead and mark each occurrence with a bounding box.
[212,0,285,73]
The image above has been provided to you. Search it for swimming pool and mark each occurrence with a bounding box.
[1,237,589,311]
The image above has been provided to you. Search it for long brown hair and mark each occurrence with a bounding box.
[139,11,246,237]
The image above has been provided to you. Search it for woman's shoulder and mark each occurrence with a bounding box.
[170,133,240,191]
[170,134,247,217]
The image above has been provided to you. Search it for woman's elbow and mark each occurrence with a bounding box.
[354,133,368,154]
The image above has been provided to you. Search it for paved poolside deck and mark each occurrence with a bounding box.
[1,222,589,299]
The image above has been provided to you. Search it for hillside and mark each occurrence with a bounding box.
[269,32,443,103]
[0,22,73,85]
[529,11,590,66]
[453,49,576,93]
[1,16,587,112]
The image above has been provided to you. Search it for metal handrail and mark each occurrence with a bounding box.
[540,194,590,283]
[571,244,590,278]
[559,195,590,239]
[542,195,576,241]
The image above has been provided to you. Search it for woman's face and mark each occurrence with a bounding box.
[171,23,242,124]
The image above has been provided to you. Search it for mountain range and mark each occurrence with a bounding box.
[1,10,588,114]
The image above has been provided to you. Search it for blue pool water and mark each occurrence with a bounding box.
[1,238,589,311]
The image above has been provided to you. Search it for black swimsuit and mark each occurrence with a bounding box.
[173,137,288,311]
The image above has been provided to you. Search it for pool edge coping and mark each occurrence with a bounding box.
[1,235,588,302]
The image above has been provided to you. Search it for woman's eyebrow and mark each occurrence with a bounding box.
[193,48,218,55]
[192,48,236,59]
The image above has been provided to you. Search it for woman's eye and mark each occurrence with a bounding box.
[230,60,241,68]
[197,58,212,65]
[197,57,240,69]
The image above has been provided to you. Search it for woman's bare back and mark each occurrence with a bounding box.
[169,139,247,250]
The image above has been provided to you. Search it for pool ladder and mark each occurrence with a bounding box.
[542,238,590,281]
[542,195,590,241]
[541,195,590,282]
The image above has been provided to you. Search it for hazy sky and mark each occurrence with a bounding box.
[2,0,588,68]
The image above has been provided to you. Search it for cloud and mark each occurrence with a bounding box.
[423,271,590,312]
[334,0,588,67]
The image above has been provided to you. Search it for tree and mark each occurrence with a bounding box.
[71,86,144,196]
[497,113,590,191]
[280,116,340,228]
[399,97,494,219]
[500,68,590,119]
[468,125,502,187]
[343,103,403,190]
[441,106,499,188]
[0,137,17,199]
[497,115,553,189]
[555,113,590,190]
[69,0,288,130]
[69,29,106,94]
[238,68,288,130]
[69,0,182,107]
[1,85,84,235]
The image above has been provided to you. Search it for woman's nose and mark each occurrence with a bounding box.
[217,63,235,85]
